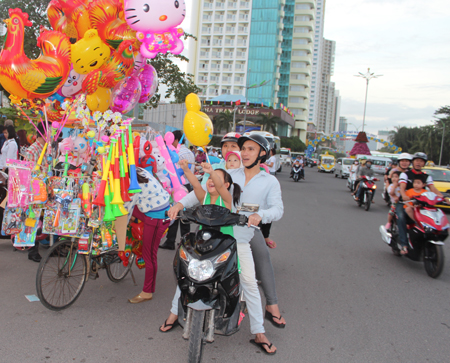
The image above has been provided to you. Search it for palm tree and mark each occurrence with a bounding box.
[258,113,282,134]
[213,111,234,134]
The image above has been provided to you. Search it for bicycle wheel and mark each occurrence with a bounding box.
[106,251,135,282]
[36,238,87,311]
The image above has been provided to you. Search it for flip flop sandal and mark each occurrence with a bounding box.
[250,339,277,355]
[159,319,180,333]
[266,239,277,249]
[265,310,286,329]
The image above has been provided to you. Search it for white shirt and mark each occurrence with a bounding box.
[267,155,277,173]
[0,139,18,168]
[387,184,401,203]
[180,168,284,244]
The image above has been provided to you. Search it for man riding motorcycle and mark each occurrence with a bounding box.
[290,159,304,179]
[354,159,375,201]
[396,152,443,251]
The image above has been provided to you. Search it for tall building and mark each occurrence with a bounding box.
[335,116,347,151]
[189,0,317,142]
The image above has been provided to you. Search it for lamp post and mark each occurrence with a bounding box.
[438,120,446,166]
[354,68,382,132]
[242,70,270,133]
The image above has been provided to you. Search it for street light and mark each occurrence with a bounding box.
[437,120,446,166]
[354,68,383,132]
[242,70,270,132]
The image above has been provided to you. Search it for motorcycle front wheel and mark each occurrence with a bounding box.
[365,192,371,211]
[424,244,445,278]
[188,309,206,363]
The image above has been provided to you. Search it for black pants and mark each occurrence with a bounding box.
[261,223,272,239]
[164,218,190,247]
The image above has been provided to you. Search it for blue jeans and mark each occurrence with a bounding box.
[395,202,408,247]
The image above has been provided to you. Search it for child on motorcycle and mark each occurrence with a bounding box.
[385,171,401,231]
[225,151,243,170]
[404,177,427,223]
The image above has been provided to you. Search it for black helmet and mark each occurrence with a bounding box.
[412,152,428,162]
[392,160,398,166]
[238,134,270,168]
[366,159,373,164]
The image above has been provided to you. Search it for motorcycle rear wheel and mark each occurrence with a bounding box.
[424,244,445,278]
[188,309,206,363]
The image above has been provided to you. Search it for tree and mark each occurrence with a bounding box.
[258,113,282,134]
[0,1,49,59]
[280,136,306,152]
[213,111,234,134]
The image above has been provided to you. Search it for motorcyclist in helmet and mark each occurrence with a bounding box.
[354,159,374,201]
[395,152,443,252]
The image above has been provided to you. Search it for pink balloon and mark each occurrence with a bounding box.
[164,132,174,146]
[138,64,158,104]
[101,135,110,143]
[52,121,60,129]
[110,75,142,114]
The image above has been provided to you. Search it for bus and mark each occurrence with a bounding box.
[243,131,282,172]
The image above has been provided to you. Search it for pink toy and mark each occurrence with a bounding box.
[6,159,33,208]
[58,135,89,166]
[154,135,187,202]
[124,0,186,59]
[57,66,86,99]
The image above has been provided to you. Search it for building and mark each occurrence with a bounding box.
[188,0,316,143]
[335,116,347,151]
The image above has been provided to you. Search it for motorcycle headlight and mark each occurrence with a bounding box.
[188,259,214,282]
[373,185,377,189]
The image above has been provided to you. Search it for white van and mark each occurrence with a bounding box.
[356,155,392,175]
[279,148,292,165]
[335,158,355,179]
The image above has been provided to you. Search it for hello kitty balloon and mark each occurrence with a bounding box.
[124,0,186,58]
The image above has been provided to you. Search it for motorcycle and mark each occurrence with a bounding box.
[379,192,448,278]
[353,175,378,211]
[347,171,357,192]
[173,204,249,363]
[292,164,304,182]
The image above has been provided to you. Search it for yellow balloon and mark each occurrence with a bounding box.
[184,110,213,146]
[71,29,111,75]
[86,87,111,112]
[185,93,201,112]
[97,146,106,154]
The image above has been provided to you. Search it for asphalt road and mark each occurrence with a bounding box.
[1,167,450,363]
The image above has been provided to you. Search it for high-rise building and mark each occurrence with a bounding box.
[188,0,317,142]
[335,116,347,151]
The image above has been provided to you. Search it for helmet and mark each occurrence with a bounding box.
[197,147,204,152]
[412,152,428,162]
[238,134,271,168]
[221,132,241,144]
[391,160,398,166]
[397,152,412,161]
[366,159,373,167]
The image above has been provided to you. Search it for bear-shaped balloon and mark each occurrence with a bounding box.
[124,0,185,58]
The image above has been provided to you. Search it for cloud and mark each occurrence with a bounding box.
[325,0,450,129]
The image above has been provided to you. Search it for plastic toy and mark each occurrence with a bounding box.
[138,64,158,103]
[110,75,142,114]
[124,0,185,58]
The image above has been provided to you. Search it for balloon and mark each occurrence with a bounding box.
[56,66,86,99]
[86,87,111,112]
[183,94,213,147]
[71,29,111,75]
[164,132,175,146]
[0,8,71,103]
[110,75,142,114]
[47,0,92,40]
[124,0,185,58]
[139,64,158,103]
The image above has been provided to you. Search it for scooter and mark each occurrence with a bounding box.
[379,192,448,278]
[292,164,304,182]
[353,175,378,211]
[173,205,248,363]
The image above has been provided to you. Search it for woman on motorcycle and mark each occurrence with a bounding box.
[162,134,284,355]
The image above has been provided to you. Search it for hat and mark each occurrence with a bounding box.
[197,147,204,152]
[4,119,13,127]
[225,151,243,169]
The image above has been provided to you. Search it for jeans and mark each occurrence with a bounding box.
[396,202,408,247]
[170,241,266,335]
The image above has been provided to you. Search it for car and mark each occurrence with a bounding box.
[422,166,450,209]
[335,158,354,179]
[306,158,318,167]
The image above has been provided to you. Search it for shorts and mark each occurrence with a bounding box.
[389,202,397,216]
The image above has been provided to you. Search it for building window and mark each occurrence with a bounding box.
[289,97,302,104]
[290,85,305,92]
[293,38,308,45]
[294,27,309,33]
[292,50,308,57]
[291,62,307,68]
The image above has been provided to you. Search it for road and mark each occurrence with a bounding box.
[1,167,450,363]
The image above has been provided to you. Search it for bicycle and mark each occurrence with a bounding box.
[36,237,136,311]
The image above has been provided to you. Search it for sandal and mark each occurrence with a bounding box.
[265,310,286,329]
[159,319,180,333]
[266,239,277,249]
[249,339,277,355]
[400,246,408,255]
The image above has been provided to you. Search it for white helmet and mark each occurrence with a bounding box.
[397,153,412,161]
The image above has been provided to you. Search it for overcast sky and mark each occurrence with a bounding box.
[324,0,450,135]
[180,0,449,135]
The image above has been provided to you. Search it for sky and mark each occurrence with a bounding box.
[323,0,450,135]
[142,0,450,136]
